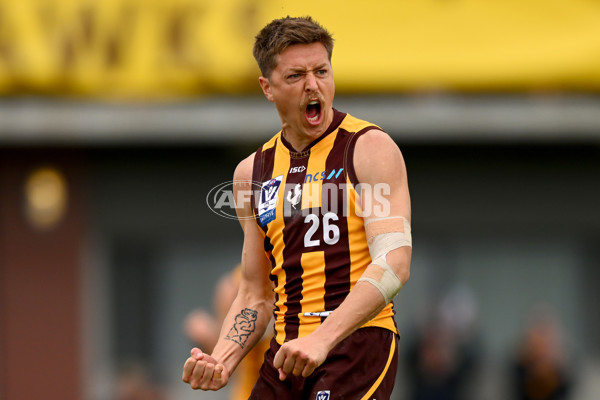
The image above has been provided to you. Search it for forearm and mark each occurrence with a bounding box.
[311,247,410,353]
[310,281,387,351]
[211,291,272,374]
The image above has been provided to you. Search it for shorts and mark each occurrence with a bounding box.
[249,327,398,400]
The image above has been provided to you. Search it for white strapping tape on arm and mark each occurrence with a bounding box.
[366,216,412,259]
[357,216,412,304]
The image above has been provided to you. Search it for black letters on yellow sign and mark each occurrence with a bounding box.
[0,0,260,98]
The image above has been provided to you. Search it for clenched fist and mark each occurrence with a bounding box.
[182,347,230,391]
[273,336,329,381]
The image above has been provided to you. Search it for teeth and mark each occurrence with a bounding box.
[306,100,320,122]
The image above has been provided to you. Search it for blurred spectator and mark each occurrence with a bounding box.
[183,265,271,399]
[116,361,167,400]
[184,269,239,353]
[510,306,572,400]
[404,284,481,400]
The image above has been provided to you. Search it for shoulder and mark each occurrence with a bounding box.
[233,153,258,223]
[233,152,256,183]
[355,129,404,166]
[355,128,397,148]
[354,129,406,184]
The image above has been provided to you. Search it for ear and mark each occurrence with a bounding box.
[258,76,274,102]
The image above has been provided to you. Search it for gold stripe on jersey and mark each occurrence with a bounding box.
[341,113,381,138]
[298,250,326,338]
[346,178,370,285]
[261,133,279,152]
[300,180,321,211]
[268,141,291,342]
[300,142,328,210]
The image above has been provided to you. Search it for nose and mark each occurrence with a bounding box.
[305,73,318,92]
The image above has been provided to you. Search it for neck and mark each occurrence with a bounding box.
[281,108,335,151]
[281,129,318,152]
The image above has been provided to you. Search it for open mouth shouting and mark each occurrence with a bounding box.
[305,100,323,126]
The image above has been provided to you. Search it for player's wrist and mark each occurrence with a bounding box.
[310,321,344,353]
[209,351,233,375]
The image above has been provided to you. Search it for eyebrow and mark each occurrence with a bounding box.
[287,64,329,74]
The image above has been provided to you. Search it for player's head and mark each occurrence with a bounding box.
[253,16,334,78]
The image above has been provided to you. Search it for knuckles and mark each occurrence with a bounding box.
[183,354,228,391]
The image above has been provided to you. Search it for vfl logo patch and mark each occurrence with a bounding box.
[316,390,330,400]
[258,175,283,226]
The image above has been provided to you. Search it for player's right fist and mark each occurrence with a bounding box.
[182,347,229,391]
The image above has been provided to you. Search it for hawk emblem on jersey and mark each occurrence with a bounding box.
[286,183,302,209]
[258,175,283,226]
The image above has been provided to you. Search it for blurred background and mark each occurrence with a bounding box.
[1,0,599,399]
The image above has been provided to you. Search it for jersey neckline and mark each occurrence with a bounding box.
[279,109,347,158]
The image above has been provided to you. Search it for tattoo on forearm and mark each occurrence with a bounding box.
[225,308,258,349]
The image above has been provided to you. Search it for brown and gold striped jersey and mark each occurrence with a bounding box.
[252,109,397,344]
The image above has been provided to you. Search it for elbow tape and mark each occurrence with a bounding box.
[358,216,411,303]
[358,254,403,304]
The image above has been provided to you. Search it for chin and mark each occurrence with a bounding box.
[305,124,326,138]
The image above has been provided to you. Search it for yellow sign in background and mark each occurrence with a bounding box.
[0,0,599,99]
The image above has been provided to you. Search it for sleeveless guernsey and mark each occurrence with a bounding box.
[251,109,397,345]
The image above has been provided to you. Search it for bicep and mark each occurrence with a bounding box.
[354,130,411,220]
[233,154,273,301]
[354,130,412,281]
[238,220,272,300]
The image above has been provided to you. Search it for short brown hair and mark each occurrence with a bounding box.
[253,16,334,78]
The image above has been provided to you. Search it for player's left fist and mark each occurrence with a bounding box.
[273,337,328,381]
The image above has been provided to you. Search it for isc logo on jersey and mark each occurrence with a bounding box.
[316,391,330,400]
[289,165,306,173]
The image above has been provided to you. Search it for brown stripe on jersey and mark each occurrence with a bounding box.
[279,155,311,341]
[251,141,280,325]
[252,140,278,232]
[344,126,381,188]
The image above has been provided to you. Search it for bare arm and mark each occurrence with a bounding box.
[314,129,411,344]
[182,154,274,390]
[273,129,412,380]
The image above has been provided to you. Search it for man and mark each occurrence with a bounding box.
[183,16,412,399]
